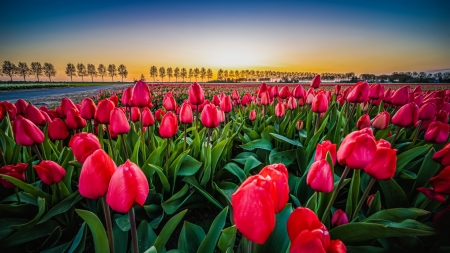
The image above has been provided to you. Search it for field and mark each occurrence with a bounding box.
[0,80,449,253]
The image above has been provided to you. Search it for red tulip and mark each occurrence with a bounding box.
[287,97,297,110]
[391,86,410,106]
[270,86,279,98]
[371,111,390,130]
[232,174,275,244]
[279,86,290,99]
[436,110,448,123]
[131,107,141,122]
[159,112,178,138]
[429,166,450,195]
[41,110,52,124]
[155,108,165,122]
[201,103,220,128]
[292,85,305,99]
[142,107,155,127]
[287,207,346,253]
[212,94,221,106]
[61,98,77,118]
[332,209,349,227]
[356,114,371,130]
[307,159,334,193]
[220,96,232,113]
[296,120,304,130]
[163,93,177,111]
[424,121,449,143]
[66,108,86,130]
[383,88,393,104]
[315,140,337,166]
[121,87,133,107]
[0,163,27,188]
[241,94,253,106]
[80,98,97,120]
[106,160,149,213]
[25,104,46,126]
[312,92,328,113]
[33,160,66,185]
[131,80,151,107]
[232,90,240,101]
[417,187,446,203]
[249,110,257,121]
[189,82,205,106]
[337,128,377,169]
[69,132,102,163]
[12,116,45,146]
[261,92,270,106]
[275,102,285,117]
[48,118,69,141]
[347,81,369,103]
[179,103,193,124]
[0,101,17,120]
[392,102,419,127]
[110,107,130,135]
[259,164,289,213]
[433,143,450,166]
[257,83,268,98]
[109,95,119,107]
[368,83,384,100]
[15,99,28,116]
[343,87,352,100]
[79,149,116,199]
[95,99,115,125]
[364,139,397,180]
[310,75,321,88]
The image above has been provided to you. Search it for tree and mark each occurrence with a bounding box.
[150,66,158,81]
[224,70,228,81]
[43,63,56,82]
[87,64,97,82]
[188,68,193,82]
[207,68,213,81]
[200,67,206,82]
[118,64,128,82]
[97,64,107,82]
[2,61,16,81]
[16,62,30,81]
[107,64,117,81]
[174,67,180,82]
[235,70,240,81]
[77,63,87,82]
[228,69,234,81]
[140,74,145,81]
[159,67,166,82]
[181,68,187,82]
[217,69,224,81]
[193,68,200,81]
[65,63,77,82]
[30,62,43,81]
[167,67,173,82]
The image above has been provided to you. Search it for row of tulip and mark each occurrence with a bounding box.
[0,77,449,253]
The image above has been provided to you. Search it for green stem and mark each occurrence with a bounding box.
[410,121,422,148]
[58,140,63,152]
[314,112,320,134]
[129,208,139,253]
[247,238,254,253]
[121,134,129,159]
[27,146,35,182]
[196,105,199,131]
[391,126,402,146]
[342,103,356,137]
[166,138,170,173]
[102,196,115,253]
[139,108,146,161]
[33,145,43,161]
[0,144,6,166]
[419,198,432,210]
[208,128,211,148]
[15,187,21,204]
[184,124,187,151]
[352,177,376,220]
[105,126,116,160]
[322,166,351,222]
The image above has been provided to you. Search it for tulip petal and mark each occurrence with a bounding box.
[290,230,327,253]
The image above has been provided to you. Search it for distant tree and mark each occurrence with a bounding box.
[217,69,224,81]
[150,66,158,81]
[97,64,107,82]
[159,67,166,82]
[188,68,193,82]
[140,74,145,81]
[43,63,56,82]
[207,68,213,81]
[223,70,228,81]
[228,69,234,81]
[77,63,87,82]
[87,64,97,82]
[181,68,187,82]
[193,68,200,81]
[2,61,16,81]
[65,63,77,82]
[107,64,117,81]
[16,62,30,81]
[118,64,128,82]
[200,67,206,82]
[174,67,180,82]
[235,70,240,81]
[167,67,173,82]
[30,62,43,81]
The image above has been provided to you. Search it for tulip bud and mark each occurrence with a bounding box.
[106,160,149,213]
[220,96,232,113]
[69,132,102,163]
[48,118,69,141]
[310,75,321,88]
[201,103,220,128]
[368,83,384,100]
[356,114,371,130]
[292,85,305,99]
[0,101,17,120]
[383,88,393,104]
[371,111,390,130]
[189,82,205,106]
[335,84,342,96]
[416,187,446,203]
[131,107,141,122]
[232,90,240,101]
[307,159,334,193]
[121,87,133,107]
[159,112,178,138]
[436,110,448,123]
[61,98,77,118]
[392,102,419,127]
[419,103,436,121]
[259,164,289,213]
[25,104,46,126]
[163,93,177,111]
[12,116,45,146]
[0,163,27,188]
[315,140,337,166]
[15,99,28,116]
[279,86,290,99]
[312,92,328,113]
[95,99,115,125]
[66,108,87,130]
[241,94,252,106]
[287,97,297,110]
[332,209,349,227]
[141,107,155,127]
[179,103,193,124]
[33,160,66,185]
[424,121,449,143]
[429,166,450,195]
[131,80,151,107]
[270,86,279,98]
[337,128,377,169]
[433,143,450,167]
[347,81,369,103]
[80,98,97,120]
[366,194,377,207]
[155,108,165,122]
[364,139,397,180]
[296,120,304,130]
[79,149,116,199]
[249,110,257,121]
[260,92,270,106]
[110,107,130,135]
[391,86,410,106]
[275,102,285,117]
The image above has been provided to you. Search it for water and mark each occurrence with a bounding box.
[0,83,133,102]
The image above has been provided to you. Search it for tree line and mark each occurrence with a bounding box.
[0,61,128,82]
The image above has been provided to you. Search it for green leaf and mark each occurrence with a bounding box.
[366,191,381,217]
[218,226,237,253]
[130,137,141,165]
[330,219,436,244]
[363,208,430,222]
[211,139,228,171]
[255,204,292,253]
[161,184,194,215]
[39,191,83,224]
[113,215,129,253]
[244,156,263,174]
[240,138,273,151]
[214,182,238,204]
[183,176,224,209]
[9,197,46,230]
[75,209,109,253]
[222,163,246,183]
[178,155,203,176]
[1,220,59,248]
[270,133,303,147]
[67,222,87,253]
[375,127,391,140]
[138,220,158,253]
[232,152,259,165]
[152,209,188,253]
[306,115,329,160]
[346,170,360,219]
[178,222,206,253]
[0,218,29,240]
[347,246,390,253]
[0,174,51,201]
[115,214,130,232]
[196,207,228,253]
[151,165,170,193]
[243,126,260,140]
[395,145,431,176]
[379,179,409,208]
[412,148,440,192]
[269,149,296,167]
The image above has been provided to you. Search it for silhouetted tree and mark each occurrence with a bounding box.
[228,69,234,81]
[77,63,87,82]
[223,70,228,81]
[217,69,224,81]
[159,66,166,82]
[107,64,117,81]
[174,67,180,82]
[16,62,30,81]
[2,61,16,81]
[118,64,128,82]
[193,68,200,81]
[140,74,145,81]
[30,62,43,81]
[200,68,206,82]
[65,63,77,82]
[167,67,173,82]
[207,68,213,81]
[87,64,97,82]
[43,63,56,82]
[181,68,187,82]
[97,64,106,82]
[188,68,193,82]
[150,66,158,81]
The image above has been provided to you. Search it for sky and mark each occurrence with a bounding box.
[1,0,449,81]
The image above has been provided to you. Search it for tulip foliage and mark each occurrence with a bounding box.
[0,80,449,253]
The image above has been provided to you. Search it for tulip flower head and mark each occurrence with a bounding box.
[95,99,115,125]
[371,111,390,130]
[48,118,69,141]
[79,149,116,199]
[307,159,334,193]
[189,82,205,106]
[332,209,349,227]
[0,163,27,188]
[33,160,66,185]
[433,143,450,166]
[80,98,97,120]
[424,121,449,143]
[429,166,450,195]
[110,107,130,135]
[356,114,371,130]
[12,115,45,146]
[315,140,337,166]
[159,112,179,138]
[392,102,419,128]
[364,139,397,180]
[201,103,220,128]
[69,132,102,163]
[310,75,321,89]
[131,80,151,107]
[249,110,257,121]
[337,128,377,169]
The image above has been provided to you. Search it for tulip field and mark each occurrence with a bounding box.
[1,78,450,253]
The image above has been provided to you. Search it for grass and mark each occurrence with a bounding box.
[0,82,133,90]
